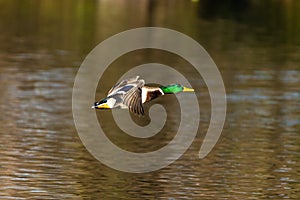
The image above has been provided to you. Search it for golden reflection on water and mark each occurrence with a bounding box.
[0,0,299,199]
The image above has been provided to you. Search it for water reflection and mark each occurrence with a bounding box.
[0,0,299,199]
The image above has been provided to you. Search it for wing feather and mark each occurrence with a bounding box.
[123,82,145,115]
[105,76,145,115]
[108,76,140,96]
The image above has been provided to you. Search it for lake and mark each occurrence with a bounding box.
[0,0,299,199]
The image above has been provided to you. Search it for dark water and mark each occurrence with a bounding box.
[0,0,300,199]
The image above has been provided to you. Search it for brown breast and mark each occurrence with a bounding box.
[144,86,164,102]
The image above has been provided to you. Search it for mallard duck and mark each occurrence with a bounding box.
[92,76,194,115]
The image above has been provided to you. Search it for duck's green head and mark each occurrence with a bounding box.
[160,84,194,94]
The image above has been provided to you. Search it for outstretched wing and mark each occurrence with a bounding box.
[107,76,145,115]
[108,76,140,96]
[123,85,144,115]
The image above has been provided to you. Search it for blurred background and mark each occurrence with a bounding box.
[0,0,299,199]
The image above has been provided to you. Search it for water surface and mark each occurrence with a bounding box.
[0,0,299,199]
